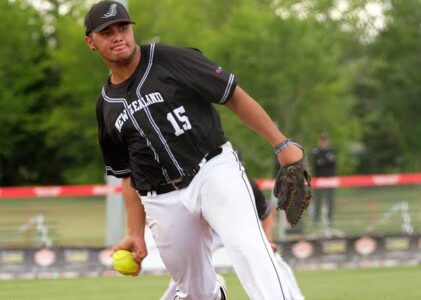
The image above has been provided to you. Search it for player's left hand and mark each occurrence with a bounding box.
[274,143,312,227]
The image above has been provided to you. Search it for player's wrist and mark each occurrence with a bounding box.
[277,141,305,166]
[273,139,292,155]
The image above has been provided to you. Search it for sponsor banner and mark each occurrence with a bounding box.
[280,234,421,271]
[255,173,421,191]
[0,185,122,199]
[1,234,420,279]
[0,247,131,280]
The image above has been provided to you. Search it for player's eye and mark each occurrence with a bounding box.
[100,29,112,36]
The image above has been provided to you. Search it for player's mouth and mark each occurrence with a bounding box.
[112,44,128,53]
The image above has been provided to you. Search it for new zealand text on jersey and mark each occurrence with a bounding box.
[115,92,164,132]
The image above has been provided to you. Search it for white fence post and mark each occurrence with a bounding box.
[105,176,124,247]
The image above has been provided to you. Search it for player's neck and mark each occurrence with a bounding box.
[109,46,141,85]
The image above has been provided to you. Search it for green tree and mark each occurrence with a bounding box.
[0,0,60,185]
[44,0,108,183]
[354,0,421,172]
[203,2,361,176]
[0,0,107,185]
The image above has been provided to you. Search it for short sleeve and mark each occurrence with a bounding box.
[159,45,237,104]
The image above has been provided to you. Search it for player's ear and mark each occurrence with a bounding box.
[85,35,96,51]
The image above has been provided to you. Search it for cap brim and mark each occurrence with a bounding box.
[91,19,135,33]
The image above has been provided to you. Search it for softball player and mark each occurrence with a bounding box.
[85,1,304,299]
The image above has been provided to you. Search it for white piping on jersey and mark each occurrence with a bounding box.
[162,168,171,180]
[136,43,155,93]
[135,43,185,177]
[101,90,171,183]
[106,165,131,175]
[219,73,235,104]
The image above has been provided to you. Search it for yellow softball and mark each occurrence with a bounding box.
[112,250,139,276]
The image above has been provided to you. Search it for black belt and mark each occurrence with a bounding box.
[138,147,223,196]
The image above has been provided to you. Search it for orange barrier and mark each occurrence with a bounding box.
[1,173,421,199]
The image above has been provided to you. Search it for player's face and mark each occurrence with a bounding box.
[319,137,330,149]
[86,23,137,65]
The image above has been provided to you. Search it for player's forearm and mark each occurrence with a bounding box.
[122,177,146,238]
[225,86,303,165]
[225,86,286,147]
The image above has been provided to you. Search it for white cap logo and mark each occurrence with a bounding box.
[102,4,118,18]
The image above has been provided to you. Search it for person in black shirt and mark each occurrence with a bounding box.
[311,132,337,227]
[84,1,305,299]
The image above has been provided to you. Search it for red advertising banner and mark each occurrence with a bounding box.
[0,185,122,199]
[1,173,421,199]
[256,173,421,190]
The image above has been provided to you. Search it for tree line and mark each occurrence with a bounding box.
[0,0,420,186]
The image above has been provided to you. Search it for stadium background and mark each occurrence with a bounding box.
[1,0,420,299]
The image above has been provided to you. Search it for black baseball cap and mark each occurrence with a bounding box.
[84,1,135,36]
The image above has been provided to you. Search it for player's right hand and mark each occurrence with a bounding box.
[111,235,148,276]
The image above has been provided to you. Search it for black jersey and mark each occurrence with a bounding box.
[249,178,270,221]
[96,43,237,191]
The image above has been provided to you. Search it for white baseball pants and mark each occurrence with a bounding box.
[141,142,290,300]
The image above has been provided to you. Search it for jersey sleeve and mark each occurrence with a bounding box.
[96,99,131,178]
[158,45,237,104]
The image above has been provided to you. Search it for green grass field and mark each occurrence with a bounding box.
[1,266,420,300]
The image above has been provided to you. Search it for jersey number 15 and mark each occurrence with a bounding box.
[167,106,192,136]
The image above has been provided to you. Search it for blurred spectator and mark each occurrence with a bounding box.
[311,132,337,227]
